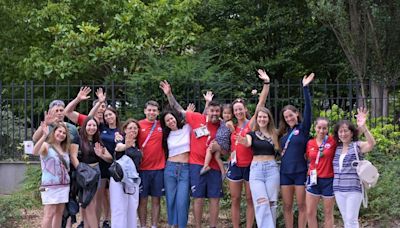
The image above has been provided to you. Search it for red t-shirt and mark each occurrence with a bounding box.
[138,119,165,170]
[77,113,88,126]
[186,112,220,171]
[306,135,337,178]
[230,121,253,167]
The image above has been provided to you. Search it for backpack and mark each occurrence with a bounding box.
[351,142,379,208]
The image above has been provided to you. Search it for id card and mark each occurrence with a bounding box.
[194,126,210,138]
[309,169,317,186]
[230,151,237,165]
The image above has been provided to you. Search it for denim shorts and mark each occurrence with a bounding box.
[306,177,334,198]
[226,162,250,182]
[280,171,307,186]
[189,164,223,198]
[139,169,165,197]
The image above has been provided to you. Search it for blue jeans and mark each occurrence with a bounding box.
[164,161,190,228]
[249,160,280,228]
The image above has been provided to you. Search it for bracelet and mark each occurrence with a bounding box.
[264,81,270,85]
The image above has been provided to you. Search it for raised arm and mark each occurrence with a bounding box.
[249,69,271,128]
[356,107,376,153]
[202,91,214,114]
[33,122,49,155]
[32,110,56,142]
[64,87,91,124]
[88,88,106,117]
[159,80,186,115]
[301,73,315,133]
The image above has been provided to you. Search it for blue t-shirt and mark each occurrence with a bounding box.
[100,124,118,157]
[279,86,312,174]
[216,120,231,152]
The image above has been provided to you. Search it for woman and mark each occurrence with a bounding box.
[238,107,280,227]
[333,108,375,228]
[111,118,142,228]
[33,122,71,228]
[70,116,112,228]
[227,69,270,228]
[97,106,120,227]
[306,117,337,228]
[160,110,191,228]
[278,73,314,228]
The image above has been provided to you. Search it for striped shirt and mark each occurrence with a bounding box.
[333,141,363,193]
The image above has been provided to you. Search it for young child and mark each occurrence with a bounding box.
[200,104,234,179]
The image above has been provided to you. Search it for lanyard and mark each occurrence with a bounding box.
[315,135,328,165]
[281,127,297,156]
[142,120,157,149]
[205,116,212,146]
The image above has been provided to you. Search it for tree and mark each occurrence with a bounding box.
[308,0,400,117]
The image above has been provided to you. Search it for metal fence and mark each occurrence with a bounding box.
[1,80,400,160]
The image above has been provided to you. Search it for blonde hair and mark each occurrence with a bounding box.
[47,123,71,152]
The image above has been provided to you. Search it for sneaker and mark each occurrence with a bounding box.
[103,220,111,228]
[199,166,211,176]
[77,221,84,228]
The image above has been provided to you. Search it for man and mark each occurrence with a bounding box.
[138,100,165,228]
[64,87,107,126]
[160,81,223,228]
[33,100,80,148]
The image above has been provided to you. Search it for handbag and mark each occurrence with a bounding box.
[109,160,124,182]
[351,142,379,208]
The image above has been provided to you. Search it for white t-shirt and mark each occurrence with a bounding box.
[168,124,191,157]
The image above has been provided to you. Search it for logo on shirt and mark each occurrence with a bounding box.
[141,129,146,132]
[325,143,331,149]
[102,130,107,134]
[293,130,300,135]
[157,127,162,132]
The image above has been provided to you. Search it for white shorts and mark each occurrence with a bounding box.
[41,186,70,205]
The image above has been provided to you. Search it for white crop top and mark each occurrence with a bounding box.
[167,124,191,157]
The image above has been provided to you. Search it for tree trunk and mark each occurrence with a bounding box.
[370,81,383,118]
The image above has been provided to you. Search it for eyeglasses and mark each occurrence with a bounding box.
[49,100,65,109]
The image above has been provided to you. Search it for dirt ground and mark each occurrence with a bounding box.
[13,207,400,228]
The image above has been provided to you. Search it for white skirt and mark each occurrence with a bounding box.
[41,186,70,205]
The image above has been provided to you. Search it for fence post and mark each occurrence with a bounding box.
[30,81,34,137]
[24,81,27,140]
[0,81,2,155]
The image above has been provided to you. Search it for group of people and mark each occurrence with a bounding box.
[32,69,376,228]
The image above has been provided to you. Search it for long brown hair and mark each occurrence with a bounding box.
[104,106,120,129]
[47,123,71,152]
[278,105,302,138]
[253,107,280,151]
[79,116,102,154]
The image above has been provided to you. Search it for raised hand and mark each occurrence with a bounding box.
[94,142,105,156]
[236,135,248,145]
[356,107,368,128]
[186,103,196,112]
[40,121,49,137]
[44,110,56,125]
[159,80,172,95]
[96,88,106,103]
[125,132,135,148]
[257,69,270,82]
[302,72,315,87]
[76,87,91,101]
[203,91,214,103]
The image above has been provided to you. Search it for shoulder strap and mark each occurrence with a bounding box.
[49,145,69,171]
[142,120,157,149]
